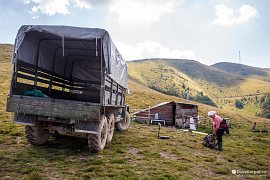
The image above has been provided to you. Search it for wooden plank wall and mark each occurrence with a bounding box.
[135,102,174,126]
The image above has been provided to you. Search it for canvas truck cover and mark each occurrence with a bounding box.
[13,25,128,88]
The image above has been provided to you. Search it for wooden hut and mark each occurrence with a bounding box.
[133,101,199,129]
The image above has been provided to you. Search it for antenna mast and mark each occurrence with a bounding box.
[238,50,241,64]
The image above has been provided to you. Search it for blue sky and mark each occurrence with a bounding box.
[0,0,269,68]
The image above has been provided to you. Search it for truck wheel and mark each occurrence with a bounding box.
[106,114,115,143]
[25,124,50,145]
[88,115,108,152]
[115,112,131,132]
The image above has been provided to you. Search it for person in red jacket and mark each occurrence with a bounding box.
[208,111,224,151]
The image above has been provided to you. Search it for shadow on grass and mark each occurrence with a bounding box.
[40,135,92,155]
[8,135,98,173]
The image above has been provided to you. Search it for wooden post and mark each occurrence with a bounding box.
[148,106,150,125]
[252,122,256,131]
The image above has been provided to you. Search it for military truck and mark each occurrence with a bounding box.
[6,25,131,151]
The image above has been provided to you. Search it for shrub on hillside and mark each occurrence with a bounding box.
[181,88,190,100]
[235,100,244,109]
[194,92,217,107]
[166,88,180,97]
[148,85,180,97]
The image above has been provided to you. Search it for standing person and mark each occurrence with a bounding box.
[208,111,224,151]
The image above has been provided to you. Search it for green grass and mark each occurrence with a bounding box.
[0,120,269,179]
[0,44,270,179]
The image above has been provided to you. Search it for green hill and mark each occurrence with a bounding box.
[128,59,270,98]
[0,44,270,179]
[165,59,240,86]
[212,62,270,82]
[128,59,204,98]
[128,59,270,116]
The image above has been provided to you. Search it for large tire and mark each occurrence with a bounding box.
[88,115,108,152]
[115,112,131,132]
[25,123,50,145]
[106,114,115,143]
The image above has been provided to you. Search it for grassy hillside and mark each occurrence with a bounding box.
[128,59,270,99]
[165,59,239,86]
[128,59,270,116]
[0,44,270,179]
[0,44,13,122]
[128,60,204,98]
[163,59,270,98]
[127,81,187,111]
[0,44,13,63]
[212,62,270,82]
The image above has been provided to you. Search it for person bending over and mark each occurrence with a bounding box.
[208,111,224,151]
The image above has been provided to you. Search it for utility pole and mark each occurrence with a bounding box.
[238,50,241,64]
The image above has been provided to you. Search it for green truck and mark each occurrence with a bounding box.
[6,25,130,151]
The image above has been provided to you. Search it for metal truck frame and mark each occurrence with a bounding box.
[6,25,130,151]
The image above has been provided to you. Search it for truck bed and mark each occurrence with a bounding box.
[6,95,100,122]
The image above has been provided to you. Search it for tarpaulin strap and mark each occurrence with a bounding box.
[62,35,65,57]
[96,36,98,57]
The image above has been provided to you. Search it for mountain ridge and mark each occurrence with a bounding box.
[211,62,270,82]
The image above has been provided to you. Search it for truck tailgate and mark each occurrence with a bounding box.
[6,95,100,121]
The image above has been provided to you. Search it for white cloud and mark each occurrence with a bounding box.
[23,0,93,18]
[116,41,196,60]
[26,0,71,16]
[73,0,92,9]
[212,4,258,27]
[109,0,177,25]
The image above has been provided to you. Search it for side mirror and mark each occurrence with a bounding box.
[127,88,131,95]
